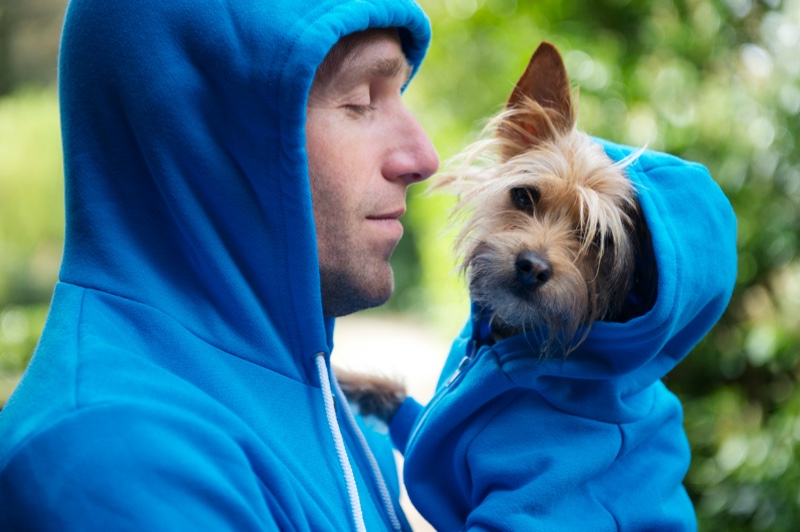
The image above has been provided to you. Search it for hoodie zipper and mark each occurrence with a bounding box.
[407,341,478,449]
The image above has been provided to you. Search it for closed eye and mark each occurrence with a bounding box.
[344,104,377,115]
[509,187,540,214]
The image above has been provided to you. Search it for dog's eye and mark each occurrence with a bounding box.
[591,230,614,248]
[510,187,540,214]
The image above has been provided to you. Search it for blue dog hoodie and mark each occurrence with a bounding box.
[0,0,431,530]
[392,141,737,531]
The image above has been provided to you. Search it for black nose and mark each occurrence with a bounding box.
[515,251,552,290]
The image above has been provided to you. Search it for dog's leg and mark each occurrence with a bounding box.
[334,368,407,423]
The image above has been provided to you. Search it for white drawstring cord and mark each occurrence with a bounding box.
[331,368,403,531]
[315,353,366,532]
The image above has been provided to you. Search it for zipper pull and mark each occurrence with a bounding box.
[443,351,473,387]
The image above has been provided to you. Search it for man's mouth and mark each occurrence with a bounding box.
[367,207,406,221]
[366,208,405,242]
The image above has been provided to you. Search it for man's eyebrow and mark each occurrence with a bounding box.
[366,57,413,81]
[341,56,413,88]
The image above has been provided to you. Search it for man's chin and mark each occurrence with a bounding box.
[321,269,395,318]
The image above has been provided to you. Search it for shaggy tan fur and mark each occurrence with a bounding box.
[434,42,644,354]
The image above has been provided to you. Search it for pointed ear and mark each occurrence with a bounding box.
[498,42,575,156]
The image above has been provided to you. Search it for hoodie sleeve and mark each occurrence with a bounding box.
[1,404,285,531]
[389,397,424,455]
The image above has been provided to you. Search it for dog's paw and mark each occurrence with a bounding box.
[335,368,407,423]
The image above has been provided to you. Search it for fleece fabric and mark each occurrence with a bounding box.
[0,0,431,530]
[391,140,737,531]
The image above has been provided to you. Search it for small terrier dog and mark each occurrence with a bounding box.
[339,41,656,416]
[439,41,656,353]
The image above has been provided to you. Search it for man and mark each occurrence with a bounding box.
[307,28,439,318]
[0,0,437,529]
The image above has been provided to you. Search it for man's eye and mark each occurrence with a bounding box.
[344,104,376,115]
[510,186,540,214]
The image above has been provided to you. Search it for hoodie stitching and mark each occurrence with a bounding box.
[71,284,312,385]
[73,287,87,409]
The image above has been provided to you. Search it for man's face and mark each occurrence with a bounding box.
[306,30,439,318]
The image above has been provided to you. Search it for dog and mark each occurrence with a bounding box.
[436,40,656,353]
[339,41,657,420]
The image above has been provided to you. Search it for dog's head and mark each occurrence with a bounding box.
[438,42,656,354]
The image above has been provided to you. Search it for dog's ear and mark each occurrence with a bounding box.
[498,42,575,158]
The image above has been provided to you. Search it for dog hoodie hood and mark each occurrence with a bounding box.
[394,141,737,530]
[0,0,430,529]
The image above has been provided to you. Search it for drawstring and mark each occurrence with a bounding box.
[315,353,366,532]
[331,367,403,531]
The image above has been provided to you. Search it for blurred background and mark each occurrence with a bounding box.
[1,0,799,529]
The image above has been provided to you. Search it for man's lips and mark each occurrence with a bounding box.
[366,207,406,221]
[366,207,405,242]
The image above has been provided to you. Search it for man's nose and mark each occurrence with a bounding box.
[383,106,439,185]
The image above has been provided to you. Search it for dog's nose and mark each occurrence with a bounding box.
[515,251,552,290]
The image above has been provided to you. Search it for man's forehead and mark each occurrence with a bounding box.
[313,29,412,91]
[337,51,412,88]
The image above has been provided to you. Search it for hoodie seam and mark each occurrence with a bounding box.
[73,287,87,409]
[496,352,647,424]
[69,283,314,387]
[588,482,622,531]
[271,31,303,370]
[0,400,278,507]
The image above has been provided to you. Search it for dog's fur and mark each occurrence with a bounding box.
[439,41,656,352]
[339,42,657,419]
[334,368,407,420]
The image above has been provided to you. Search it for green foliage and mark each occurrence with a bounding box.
[0,87,61,388]
[1,0,798,528]
[0,0,68,95]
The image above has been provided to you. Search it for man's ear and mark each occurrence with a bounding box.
[498,42,575,157]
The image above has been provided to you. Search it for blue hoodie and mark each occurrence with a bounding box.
[391,141,737,531]
[0,0,431,530]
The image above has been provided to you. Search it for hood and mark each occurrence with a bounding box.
[448,140,737,423]
[57,0,431,383]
